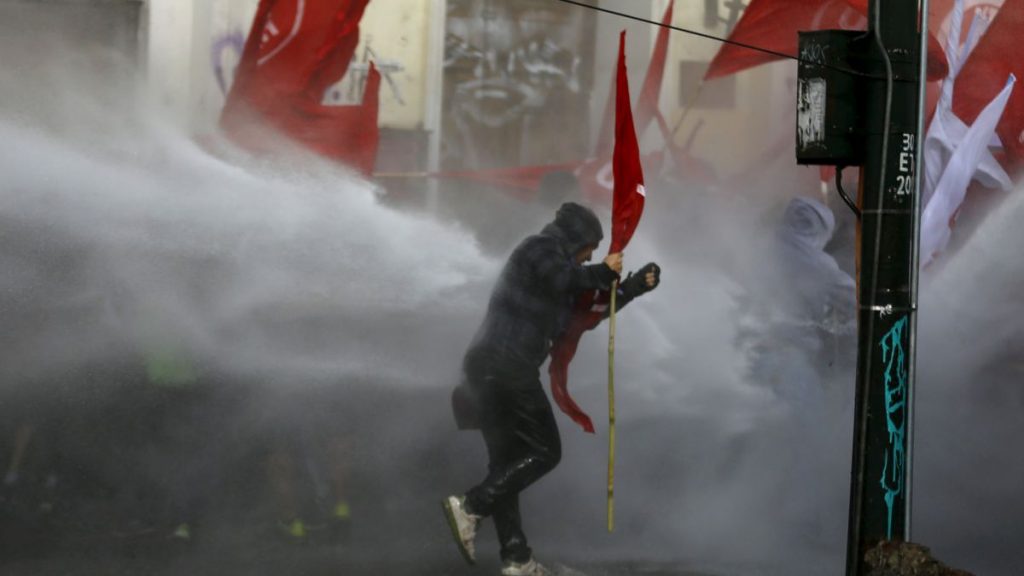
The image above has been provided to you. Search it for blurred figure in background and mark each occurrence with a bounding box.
[739,195,857,398]
[1,383,61,539]
[264,389,354,545]
[735,195,857,544]
[4,424,35,491]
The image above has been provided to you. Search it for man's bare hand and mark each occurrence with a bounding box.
[604,252,623,274]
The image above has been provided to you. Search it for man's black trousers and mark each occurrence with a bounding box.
[465,380,562,564]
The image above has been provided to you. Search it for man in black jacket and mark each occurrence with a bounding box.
[444,202,661,576]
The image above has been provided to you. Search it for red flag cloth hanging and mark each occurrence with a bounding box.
[595,1,674,157]
[548,31,647,433]
[704,0,948,82]
[576,150,664,206]
[220,0,381,174]
[954,0,1024,171]
[416,151,663,205]
[426,161,587,200]
[635,0,675,148]
[609,31,648,254]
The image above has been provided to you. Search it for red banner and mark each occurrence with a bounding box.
[635,0,675,147]
[595,1,674,157]
[428,162,586,200]
[220,0,381,174]
[705,0,948,82]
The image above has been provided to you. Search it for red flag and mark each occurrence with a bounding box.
[705,0,948,82]
[635,0,675,146]
[705,0,867,80]
[549,31,646,433]
[595,1,674,157]
[610,32,648,254]
[427,161,586,200]
[416,149,663,205]
[954,0,1024,171]
[926,29,952,81]
[220,0,381,174]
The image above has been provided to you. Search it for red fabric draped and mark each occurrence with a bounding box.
[595,1,675,157]
[220,0,381,174]
[705,0,948,82]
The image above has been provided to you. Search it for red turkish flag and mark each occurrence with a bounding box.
[220,0,381,174]
[634,0,674,162]
[953,0,1024,171]
[549,31,647,434]
[428,161,586,200]
[609,33,647,254]
[705,0,948,82]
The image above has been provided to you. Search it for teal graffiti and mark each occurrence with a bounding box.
[879,315,908,539]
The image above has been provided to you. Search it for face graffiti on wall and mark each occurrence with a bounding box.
[442,0,593,168]
[443,0,584,129]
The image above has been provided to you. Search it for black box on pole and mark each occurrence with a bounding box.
[795,30,865,166]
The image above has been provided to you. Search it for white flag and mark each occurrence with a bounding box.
[921,74,1016,266]
[923,0,1008,206]
[920,0,1013,267]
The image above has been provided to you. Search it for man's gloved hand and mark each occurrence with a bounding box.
[620,262,661,299]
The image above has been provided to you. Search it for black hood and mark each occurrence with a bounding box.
[540,202,604,255]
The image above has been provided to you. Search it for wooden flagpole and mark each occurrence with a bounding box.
[607,280,618,532]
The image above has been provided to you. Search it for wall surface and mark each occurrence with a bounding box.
[0,0,142,77]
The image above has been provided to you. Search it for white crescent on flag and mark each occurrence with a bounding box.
[258,0,306,66]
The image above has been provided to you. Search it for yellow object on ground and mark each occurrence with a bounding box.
[333,501,352,519]
[288,519,306,538]
[172,523,191,541]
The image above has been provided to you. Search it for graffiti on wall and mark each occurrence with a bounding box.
[879,314,908,540]
[442,0,594,169]
[323,44,405,106]
[443,32,580,127]
[211,31,246,95]
[210,30,406,107]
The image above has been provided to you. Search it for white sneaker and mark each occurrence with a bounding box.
[442,495,480,564]
[501,558,552,576]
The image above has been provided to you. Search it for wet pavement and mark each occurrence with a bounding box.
[0,527,727,576]
[0,513,740,576]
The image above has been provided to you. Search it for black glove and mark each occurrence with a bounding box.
[620,262,661,300]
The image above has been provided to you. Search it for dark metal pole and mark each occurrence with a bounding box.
[845,0,924,573]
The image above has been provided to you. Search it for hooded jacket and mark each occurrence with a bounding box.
[464,203,618,382]
[775,196,856,330]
